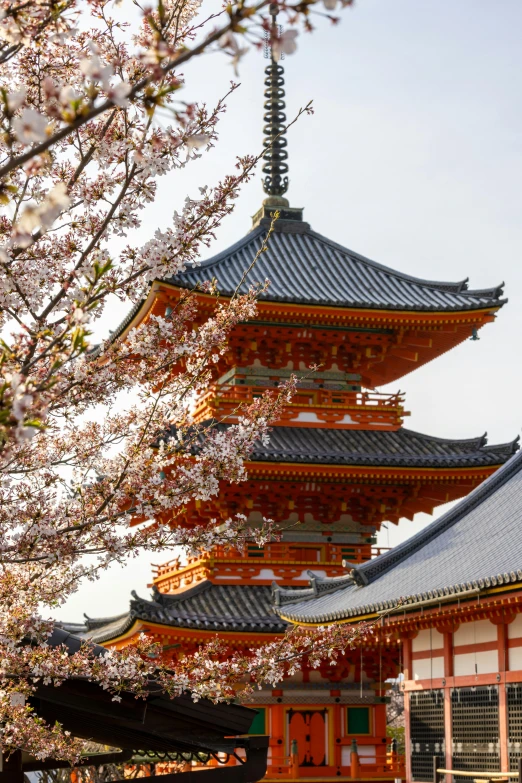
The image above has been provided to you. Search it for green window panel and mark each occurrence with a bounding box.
[249,707,266,735]
[347,706,370,735]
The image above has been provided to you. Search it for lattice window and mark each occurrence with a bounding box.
[451,686,500,773]
[507,684,522,768]
[409,689,445,782]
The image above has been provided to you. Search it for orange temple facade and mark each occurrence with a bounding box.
[71,197,518,782]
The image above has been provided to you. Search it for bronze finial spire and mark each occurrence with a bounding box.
[262,3,289,202]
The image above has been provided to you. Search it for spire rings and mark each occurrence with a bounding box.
[262,61,289,196]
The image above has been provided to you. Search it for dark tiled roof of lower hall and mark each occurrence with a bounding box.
[275,448,522,624]
[184,422,519,469]
[62,582,288,644]
[166,215,506,313]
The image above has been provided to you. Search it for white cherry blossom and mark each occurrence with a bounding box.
[108,81,132,108]
[12,108,48,143]
[7,88,27,112]
[80,55,114,90]
[0,0,352,762]
[273,29,299,59]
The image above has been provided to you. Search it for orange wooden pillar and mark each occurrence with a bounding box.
[443,630,454,780]
[403,636,413,783]
[497,618,511,773]
[333,702,343,774]
[270,703,286,775]
[351,739,361,779]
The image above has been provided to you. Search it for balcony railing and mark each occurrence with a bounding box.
[151,543,390,579]
[193,383,407,429]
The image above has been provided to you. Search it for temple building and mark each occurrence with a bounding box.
[277,446,522,783]
[69,11,517,782]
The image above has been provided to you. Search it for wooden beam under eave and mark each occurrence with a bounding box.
[398,507,416,521]
[361,363,390,386]
[388,346,419,362]
[411,499,435,515]
[420,487,451,503]
[433,325,459,334]
[405,335,433,349]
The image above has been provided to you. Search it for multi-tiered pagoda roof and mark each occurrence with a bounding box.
[73,207,517,643]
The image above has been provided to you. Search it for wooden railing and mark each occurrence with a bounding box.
[193,383,407,428]
[199,384,404,410]
[265,745,405,780]
[152,544,391,578]
[434,756,522,782]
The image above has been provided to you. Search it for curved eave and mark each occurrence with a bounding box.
[243,460,508,477]
[96,618,282,648]
[279,579,522,627]
[177,283,506,313]
[145,279,505,321]
[107,283,163,347]
[100,281,503,388]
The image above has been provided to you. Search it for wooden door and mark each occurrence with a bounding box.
[287,708,328,767]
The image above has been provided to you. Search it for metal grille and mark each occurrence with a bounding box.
[508,683,522,768]
[451,686,500,772]
[409,689,445,782]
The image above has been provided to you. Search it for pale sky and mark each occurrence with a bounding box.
[56,0,522,622]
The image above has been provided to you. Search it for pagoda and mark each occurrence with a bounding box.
[70,12,517,782]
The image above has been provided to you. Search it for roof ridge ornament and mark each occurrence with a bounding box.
[262,3,290,205]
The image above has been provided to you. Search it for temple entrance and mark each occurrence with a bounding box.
[286,708,329,767]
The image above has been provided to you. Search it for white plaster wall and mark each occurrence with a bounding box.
[454,619,497,646]
[412,629,444,652]
[508,645,522,672]
[454,649,498,676]
[342,746,377,765]
[413,656,444,680]
[509,614,522,639]
[294,412,319,422]
[359,746,377,764]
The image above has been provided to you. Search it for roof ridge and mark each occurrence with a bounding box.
[272,572,356,607]
[482,435,520,454]
[398,427,488,447]
[83,612,129,630]
[304,226,503,298]
[152,581,213,604]
[355,448,522,584]
[168,225,266,279]
[81,613,135,644]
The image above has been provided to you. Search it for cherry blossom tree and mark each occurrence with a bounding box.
[0,0,359,763]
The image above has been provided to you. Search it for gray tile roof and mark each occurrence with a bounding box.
[275,448,522,623]
[62,582,288,644]
[185,422,519,469]
[168,217,506,312]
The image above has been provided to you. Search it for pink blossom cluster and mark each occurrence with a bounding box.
[0,0,354,763]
